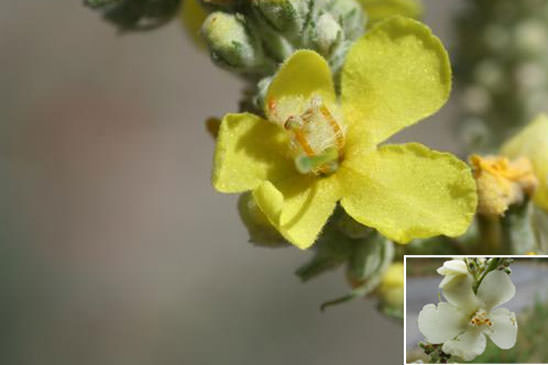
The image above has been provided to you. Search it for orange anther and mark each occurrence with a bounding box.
[319,104,345,153]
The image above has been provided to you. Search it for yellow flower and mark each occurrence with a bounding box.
[379,262,403,292]
[212,17,477,249]
[501,114,548,212]
[469,154,538,216]
[378,262,404,310]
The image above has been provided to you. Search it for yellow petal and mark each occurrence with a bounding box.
[339,143,477,243]
[181,0,208,49]
[341,16,451,152]
[252,175,341,249]
[360,0,423,24]
[265,50,336,121]
[501,114,548,211]
[212,113,294,193]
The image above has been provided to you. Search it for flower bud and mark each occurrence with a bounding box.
[436,259,480,314]
[251,0,309,34]
[202,12,264,71]
[377,262,404,318]
[436,259,470,288]
[313,13,343,56]
[327,0,365,40]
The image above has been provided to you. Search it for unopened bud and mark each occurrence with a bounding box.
[202,12,263,70]
[314,13,343,56]
[326,0,365,41]
[251,0,309,33]
[377,263,404,318]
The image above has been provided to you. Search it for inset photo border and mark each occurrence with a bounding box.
[404,255,548,364]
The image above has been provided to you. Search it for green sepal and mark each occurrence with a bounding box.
[320,232,394,311]
[533,207,548,253]
[501,199,537,254]
[294,227,355,282]
[404,236,462,255]
[295,208,357,281]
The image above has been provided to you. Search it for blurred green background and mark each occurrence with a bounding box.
[1,1,463,364]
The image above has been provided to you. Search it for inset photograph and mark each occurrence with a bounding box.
[405,256,548,364]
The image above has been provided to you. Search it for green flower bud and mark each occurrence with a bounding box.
[324,0,365,41]
[202,12,265,71]
[377,262,404,320]
[251,0,309,34]
[313,13,343,56]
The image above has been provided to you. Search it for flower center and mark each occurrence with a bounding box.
[268,95,346,175]
[470,310,492,328]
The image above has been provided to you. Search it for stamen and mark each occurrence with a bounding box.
[287,120,315,157]
[295,147,339,174]
[319,104,345,153]
[269,94,346,175]
[470,310,492,327]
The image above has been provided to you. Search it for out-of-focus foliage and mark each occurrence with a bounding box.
[85,0,181,31]
[456,0,548,152]
[502,114,548,212]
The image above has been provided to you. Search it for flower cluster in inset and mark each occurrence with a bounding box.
[418,259,518,362]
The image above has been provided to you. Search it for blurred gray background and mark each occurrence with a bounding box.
[0,1,460,364]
